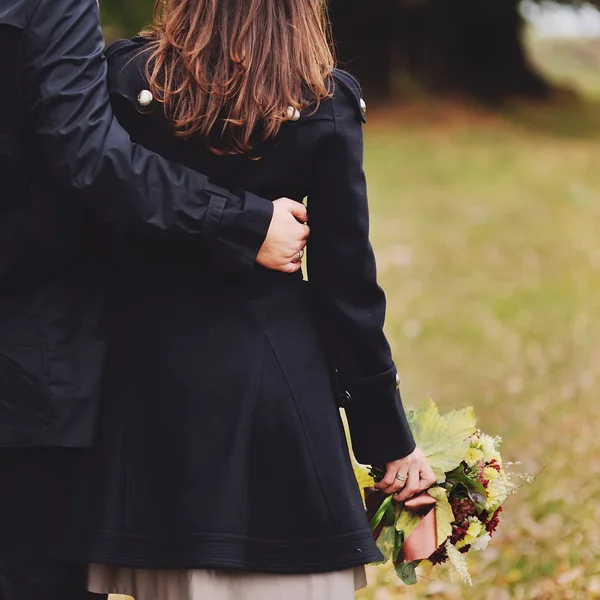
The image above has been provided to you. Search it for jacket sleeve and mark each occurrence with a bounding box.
[307,83,416,466]
[21,0,272,270]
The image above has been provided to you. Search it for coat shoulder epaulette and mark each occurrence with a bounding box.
[332,68,367,123]
[105,38,155,114]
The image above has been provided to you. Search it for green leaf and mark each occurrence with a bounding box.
[446,468,488,512]
[384,497,396,527]
[428,486,455,545]
[370,495,393,532]
[395,560,420,585]
[393,527,404,564]
[407,399,477,483]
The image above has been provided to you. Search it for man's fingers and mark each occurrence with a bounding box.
[288,201,308,223]
[286,212,309,243]
[286,242,307,261]
[256,197,310,272]
[299,224,310,240]
[273,197,308,222]
[282,261,302,274]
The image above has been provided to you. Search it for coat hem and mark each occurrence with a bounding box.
[57,528,383,574]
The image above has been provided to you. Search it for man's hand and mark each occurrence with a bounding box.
[256,198,310,272]
[374,448,437,503]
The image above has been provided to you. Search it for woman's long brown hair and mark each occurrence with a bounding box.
[143,0,334,155]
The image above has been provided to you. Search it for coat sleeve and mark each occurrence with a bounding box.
[21,0,272,271]
[307,82,416,466]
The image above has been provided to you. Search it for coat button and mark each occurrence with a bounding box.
[360,98,367,116]
[137,90,154,107]
[287,106,301,122]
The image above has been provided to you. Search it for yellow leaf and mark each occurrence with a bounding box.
[407,399,477,483]
[375,525,396,562]
[395,506,422,540]
[353,464,375,504]
[428,486,455,545]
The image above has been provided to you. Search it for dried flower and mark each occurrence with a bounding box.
[445,539,473,586]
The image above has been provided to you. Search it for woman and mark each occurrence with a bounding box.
[59,0,436,598]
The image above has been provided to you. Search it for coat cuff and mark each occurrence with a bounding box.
[342,365,416,466]
[209,188,274,272]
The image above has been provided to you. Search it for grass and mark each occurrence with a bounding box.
[356,87,600,600]
[109,38,600,600]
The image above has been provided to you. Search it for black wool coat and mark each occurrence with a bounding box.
[0,0,274,448]
[58,39,416,575]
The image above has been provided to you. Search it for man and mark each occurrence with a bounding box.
[0,0,310,598]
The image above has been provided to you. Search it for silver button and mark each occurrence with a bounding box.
[137,90,154,107]
[287,106,301,122]
[360,98,367,116]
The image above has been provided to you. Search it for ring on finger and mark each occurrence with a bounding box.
[396,474,408,482]
[292,249,304,264]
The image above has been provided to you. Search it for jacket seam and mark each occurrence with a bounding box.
[263,334,337,526]
[25,0,45,30]
[331,89,339,138]
[202,194,227,241]
[307,101,337,196]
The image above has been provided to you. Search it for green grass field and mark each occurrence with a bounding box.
[110,38,600,600]
[355,48,600,599]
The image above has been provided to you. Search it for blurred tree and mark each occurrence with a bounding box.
[330,0,550,103]
[101,0,591,102]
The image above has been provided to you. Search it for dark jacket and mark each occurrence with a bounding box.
[0,0,275,447]
[58,40,416,574]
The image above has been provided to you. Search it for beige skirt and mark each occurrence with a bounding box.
[88,564,368,600]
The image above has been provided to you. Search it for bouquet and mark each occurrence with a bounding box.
[354,399,527,586]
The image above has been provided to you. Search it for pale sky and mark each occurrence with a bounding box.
[522,1,600,38]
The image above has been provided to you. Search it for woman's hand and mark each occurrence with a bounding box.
[374,448,437,503]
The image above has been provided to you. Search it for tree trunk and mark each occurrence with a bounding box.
[404,0,549,102]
